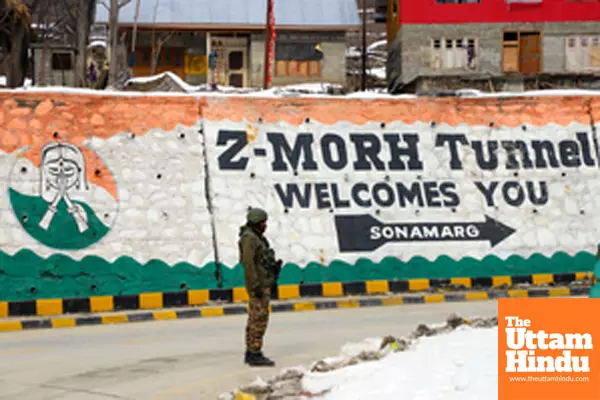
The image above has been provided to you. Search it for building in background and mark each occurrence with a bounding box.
[93,0,360,88]
[386,0,600,93]
[30,44,77,87]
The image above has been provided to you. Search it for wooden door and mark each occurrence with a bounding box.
[226,48,246,87]
[519,32,541,74]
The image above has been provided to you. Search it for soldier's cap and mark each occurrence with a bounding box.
[247,207,268,223]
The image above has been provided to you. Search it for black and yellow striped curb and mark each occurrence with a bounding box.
[0,272,592,318]
[0,285,590,333]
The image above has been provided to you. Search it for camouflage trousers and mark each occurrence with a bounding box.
[245,294,270,352]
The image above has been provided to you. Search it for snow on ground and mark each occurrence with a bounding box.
[221,315,498,400]
[367,40,387,53]
[302,326,498,400]
[124,72,344,96]
[346,46,362,58]
[124,71,206,93]
[369,67,386,80]
[0,76,32,88]
[0,74,599,100]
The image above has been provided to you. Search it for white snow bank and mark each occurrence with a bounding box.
[88,40,107,49]
[367,40,387,53]
[369,67,386,80]
[0,76,33,88]
[124,71,204,93]
[0,74,598,100]
[123,74,343,96]
[316,337,384,367]
[270,82,343,94]
[346,46,362,58]
[302,326,498,400]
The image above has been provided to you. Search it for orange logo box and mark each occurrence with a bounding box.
[499,298,600,400]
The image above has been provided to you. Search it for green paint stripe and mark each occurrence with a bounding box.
[0,248,595,302]
[3,271,593,317]
[4,286,589,333]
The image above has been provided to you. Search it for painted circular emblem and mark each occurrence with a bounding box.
[8,142,119,250]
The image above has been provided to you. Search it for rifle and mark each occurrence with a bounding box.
[262,247,283,297]
[270,258,283,297]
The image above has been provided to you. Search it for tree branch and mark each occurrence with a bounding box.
[100,0,108,10]
[118,0,132,8]
[0,24,11,36]
[0,7,13,26]
[157,32,173,47]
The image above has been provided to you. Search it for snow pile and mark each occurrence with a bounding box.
[122,71,205,93]
[303,325,497,399]
[121,74,345,96]
[220,314,498,400]
[1,74,598,99]
[88,40,107,49]
[266,83,344,95]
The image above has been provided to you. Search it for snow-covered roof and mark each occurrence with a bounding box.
[94,0,360,29]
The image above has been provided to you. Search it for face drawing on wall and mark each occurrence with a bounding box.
[8,140,117,250]
[38,142,90,233]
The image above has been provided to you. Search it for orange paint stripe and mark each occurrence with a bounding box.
[0,94,199,199]
[202,96,593,127]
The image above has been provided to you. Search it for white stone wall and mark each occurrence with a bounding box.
[204,119,600,268]
[1,94,598,273]
[0,122,215,267]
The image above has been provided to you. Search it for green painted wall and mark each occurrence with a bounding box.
[0,248,594,301]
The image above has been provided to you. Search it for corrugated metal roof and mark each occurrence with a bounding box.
[94,0,360,28]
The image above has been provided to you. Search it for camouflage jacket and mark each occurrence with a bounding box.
[238,225,279,297]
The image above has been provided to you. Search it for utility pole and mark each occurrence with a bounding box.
[386,0,399,46]
[263,0,275,89]
[361,0,367,91]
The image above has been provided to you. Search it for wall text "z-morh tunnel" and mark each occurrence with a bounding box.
[216,129,598,211]
[217,130,599,172]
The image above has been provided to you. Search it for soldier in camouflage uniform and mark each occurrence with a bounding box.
[239,207,282,367]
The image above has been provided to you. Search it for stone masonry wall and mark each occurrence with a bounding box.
[0,91,599,301]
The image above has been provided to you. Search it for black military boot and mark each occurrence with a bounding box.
[244,350,275,367]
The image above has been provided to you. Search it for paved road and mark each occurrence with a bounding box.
[0,301,498,400]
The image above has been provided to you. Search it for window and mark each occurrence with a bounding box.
[51,53,72,70]
[505,0,542,3]
[431,38,477,70]
[502,31,541,74]
[275,42,324,77]
[436,0,480,3]
[89,24,108,41]
[135,48,151,67]
[136,47,184,68]
[158,48,184,67]
[228,51,244,70]
[565,35,600,72]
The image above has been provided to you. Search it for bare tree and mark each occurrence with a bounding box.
[0,0,34,88]
[150,32,172,75]
[149,0,171,76]
[102,0,130,86]
[64,0,95,87]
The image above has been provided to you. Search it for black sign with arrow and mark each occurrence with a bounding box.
[334,214,516,252]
